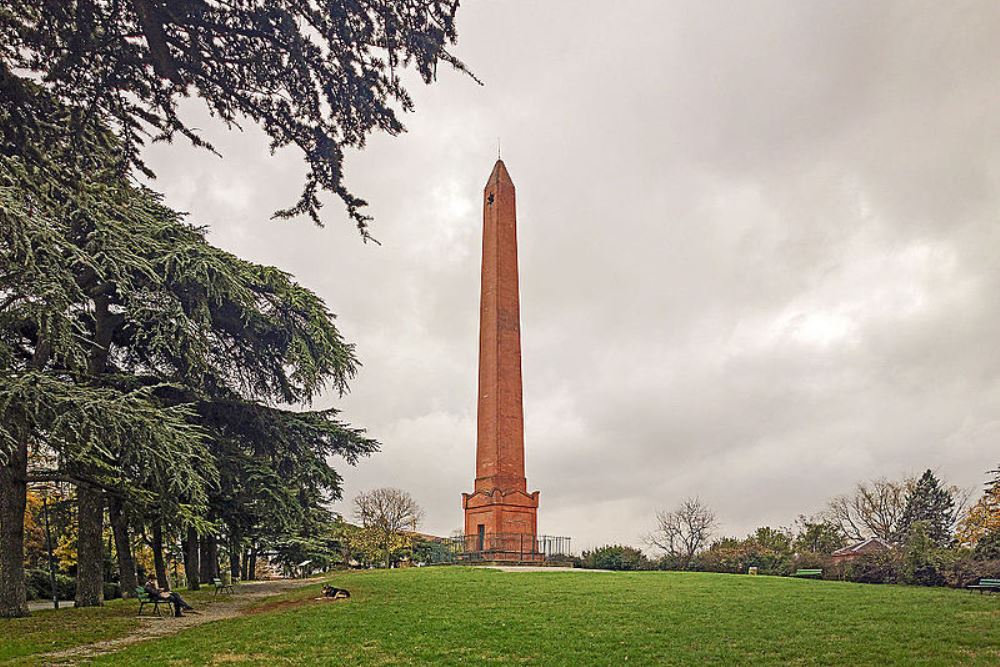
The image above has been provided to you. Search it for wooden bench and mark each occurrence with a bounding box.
[135,587,164,616]
[967,578,1000,593]
[213,578,235,595]
[792,569,823,579]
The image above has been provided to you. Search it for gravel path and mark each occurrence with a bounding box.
[37,578,321,665]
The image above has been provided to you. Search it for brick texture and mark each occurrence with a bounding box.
[462,160,540,540]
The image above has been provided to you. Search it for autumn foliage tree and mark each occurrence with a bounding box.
[957,466,1000,549]
[353,488,424,568]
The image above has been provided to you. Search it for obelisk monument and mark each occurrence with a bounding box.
[462,159,540,548]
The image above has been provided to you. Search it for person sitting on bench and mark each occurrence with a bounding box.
[143,574,195,617]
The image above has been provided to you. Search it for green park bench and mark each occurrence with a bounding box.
[135,587,164,616]
[213,578,236,595]
[967,578,1000,593]
[792,569,823,579]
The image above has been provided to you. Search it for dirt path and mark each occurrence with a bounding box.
[38,578,321,665]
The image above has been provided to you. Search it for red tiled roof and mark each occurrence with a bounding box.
[831,537,892,557]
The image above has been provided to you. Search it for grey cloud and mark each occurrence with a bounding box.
[143,1,1000,550]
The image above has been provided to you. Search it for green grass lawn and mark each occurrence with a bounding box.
[6,568,1000,665]
[0,587,220,664]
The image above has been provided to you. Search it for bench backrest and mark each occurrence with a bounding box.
[978,578,1000,585]
[213,578,223,585]
[796,569,822,574]
[135,587,154,601]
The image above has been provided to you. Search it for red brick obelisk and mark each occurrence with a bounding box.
[462,160,540,550]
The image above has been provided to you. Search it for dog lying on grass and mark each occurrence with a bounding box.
[322,584,351,599]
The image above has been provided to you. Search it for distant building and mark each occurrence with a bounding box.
[830,537,892,563]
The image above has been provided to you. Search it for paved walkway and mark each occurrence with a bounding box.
[37,578,321,665]
[27,600,73,612]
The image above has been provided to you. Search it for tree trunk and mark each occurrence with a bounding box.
[75,296,113,608]
[0,439,28,617]
[152,523,168,588]
[75,485,104,607]
[1,343,50,617]
[210,537,219,580]
[248,543,257,580]
[230,539,241,582]
[183,526,200,590]
[210,536,220,580]
[241,547,249,581]
[199,534,217,582]
[108,496,137,597]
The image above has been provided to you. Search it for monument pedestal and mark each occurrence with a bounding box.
[462,487,539,536]
[462,488,541,561]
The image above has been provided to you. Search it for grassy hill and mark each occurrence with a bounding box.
[9,567,1000,665]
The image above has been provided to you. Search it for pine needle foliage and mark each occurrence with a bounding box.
[896,470,956,547]
[0,0,474,234]
[2,76,377,573]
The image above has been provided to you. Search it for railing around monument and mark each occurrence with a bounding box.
[442,533,572,563]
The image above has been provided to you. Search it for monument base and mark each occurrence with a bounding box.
[462,487,539,535]
[461,488,541,561]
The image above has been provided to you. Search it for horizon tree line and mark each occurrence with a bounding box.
[630,466,998,580]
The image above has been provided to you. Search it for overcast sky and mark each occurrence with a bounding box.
[142,1,1000,551]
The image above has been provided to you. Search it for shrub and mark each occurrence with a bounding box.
[545,553,582,567]
[580,545,648,571]
[103,581,122,600]
[744,548,794,576]
[693,538,743,574]
[973,530,1000,560]
[411,540,451,565]
[692,529,796,576]
[791,552,835,579]
[843,550,902,584]
[25,568,49,601]
[55,573,76,600]
[649,554,690,571]
[938,551,1000,588]
[24,569,78,601]
[901,522,949,587]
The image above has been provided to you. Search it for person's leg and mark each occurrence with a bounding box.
[169,591,193,610]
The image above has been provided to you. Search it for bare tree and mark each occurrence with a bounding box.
[825,474,973,544]
[353,488,424,568]
[825,477,913,543]
[647,497,717,568]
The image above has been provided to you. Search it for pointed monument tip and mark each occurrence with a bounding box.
[486,158,513,189]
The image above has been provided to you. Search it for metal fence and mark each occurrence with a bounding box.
[439,533,573,563]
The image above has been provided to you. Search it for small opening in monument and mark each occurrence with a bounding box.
[477,524,485,552]
[487,192,494,206]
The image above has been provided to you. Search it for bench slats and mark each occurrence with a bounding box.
[967,578,1000,592]
[135,587,162,616]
